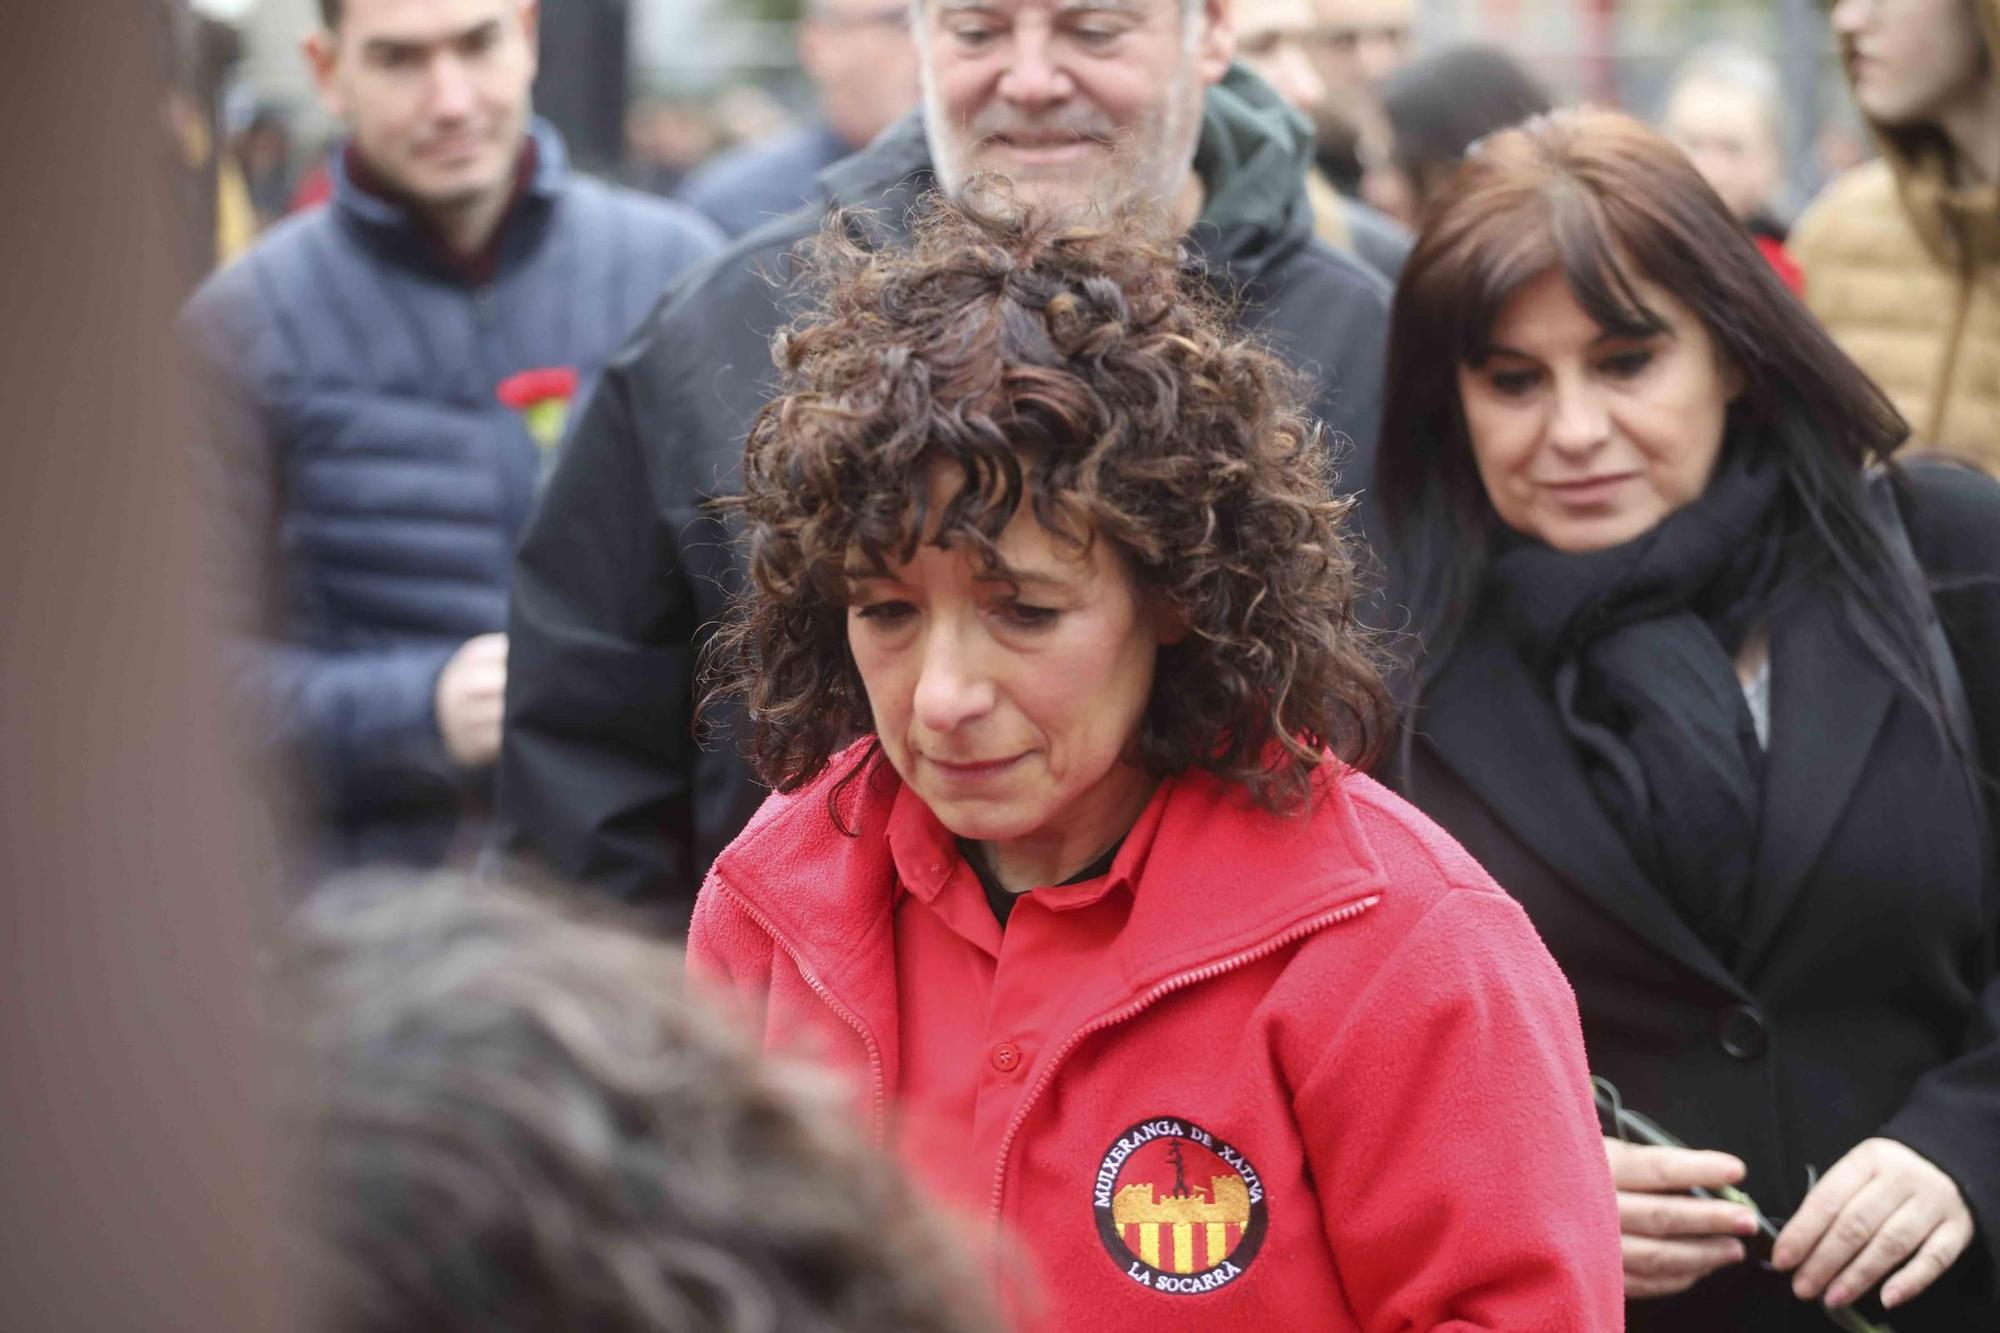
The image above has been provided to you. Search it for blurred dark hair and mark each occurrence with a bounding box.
[706,190,1391,813]
[1379,43,1551,222]
[284,873,995,1333]
[319,0,340,27]
[1375,109,1950,726]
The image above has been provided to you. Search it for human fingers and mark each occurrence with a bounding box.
[1618,1189,1759,1239]
[1783,1172,1901,1302]
[1621,1233,1746,1299]
[1604,1137,1747,1194]
[1881,1204,1974,1309]
[1771,1142,1876,1273]
[1821,1193,1955,1309]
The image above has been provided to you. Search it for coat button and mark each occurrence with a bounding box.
[990,1041,1023,1073]
[1718,1005,1769,1060]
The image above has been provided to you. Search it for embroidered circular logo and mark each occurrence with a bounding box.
[1093,1117,1268,1294]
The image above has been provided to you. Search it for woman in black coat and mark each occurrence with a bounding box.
[1375,108,2000,1331]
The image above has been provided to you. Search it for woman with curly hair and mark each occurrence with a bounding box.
[689,198,1622,1330]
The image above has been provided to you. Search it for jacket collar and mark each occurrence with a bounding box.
[330,117,567,281]
[812,62,1314,280]
[708,743,1389,1016]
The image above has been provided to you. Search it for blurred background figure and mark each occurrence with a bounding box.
[1660,44,1802,294]
[1235,0,1410,280]
[1301,0,1413,194]
[622,93,720,195]
[1793,0,2000,465]
[182,0,720,877]
[1361,42,1550,229]
[159,0,259,276]
[233,103,301,228]
[675,0,919,237]
[284,873,996,1333]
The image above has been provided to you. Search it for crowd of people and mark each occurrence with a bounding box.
[172,0,2000,1327]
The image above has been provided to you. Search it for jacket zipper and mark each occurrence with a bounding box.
[985,893,1381,1225]
[713,881,891,1146]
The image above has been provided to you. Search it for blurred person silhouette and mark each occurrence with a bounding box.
[1376,108,2000,1329]
[1660,44,1804,295]
[181,0,721,875]
[1793,0,2000,464]
[285,872,996,1333]
[676,0,921,237]
[692,196,1623,1330]
[1300,0,1412,193]
[1360,41,1549,229]
[235,104,302,229]
[497,0,1397,921]
[622,94,719,196]
[1234,0,1409,281]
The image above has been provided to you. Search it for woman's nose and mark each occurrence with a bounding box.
[1546,380,1611,456]
[911,623,997,732]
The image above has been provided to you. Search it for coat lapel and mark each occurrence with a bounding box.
[1734,592,1896,974]
[1416,613,1745,995]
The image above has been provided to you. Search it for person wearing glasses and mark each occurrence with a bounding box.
[1377,107,2000,1329]
[676,0,920,237]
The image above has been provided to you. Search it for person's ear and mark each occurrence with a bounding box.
[1721,354,1747,404]
[303,28,346,122]
[1195,0,1236,85]
[519,0,541,78]
[1153,599,1192,648]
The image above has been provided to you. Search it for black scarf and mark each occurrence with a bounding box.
[1486,447,1790,966]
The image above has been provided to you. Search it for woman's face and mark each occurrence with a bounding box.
[846,489,1174,873]
[1457,265,1740,553]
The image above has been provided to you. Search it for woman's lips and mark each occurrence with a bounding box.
[1540,473,1638,505]
[924,753,1026,783]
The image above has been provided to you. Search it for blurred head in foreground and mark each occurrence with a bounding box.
[283,873,992,1333]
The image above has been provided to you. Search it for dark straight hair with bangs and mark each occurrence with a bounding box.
[1375,108,1940,704]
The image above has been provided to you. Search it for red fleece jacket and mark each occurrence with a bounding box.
[689,747,1623,1330]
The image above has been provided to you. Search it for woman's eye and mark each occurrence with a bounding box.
[996,601,1060,629]
[854,600,917,626]
[1072,25,1122,46]
[1486,367,1541,397]
[1600,348,1655,379]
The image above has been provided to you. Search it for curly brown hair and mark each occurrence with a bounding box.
[707,193,1390,812]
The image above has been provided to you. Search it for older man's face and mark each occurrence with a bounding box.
[918,0,1232,224]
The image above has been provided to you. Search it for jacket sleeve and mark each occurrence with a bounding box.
[1294,889,1625,1331]
[1880,459,2000,1289]
[686,870,777,1033]
[494,344,707,917]
[183,283,461,814]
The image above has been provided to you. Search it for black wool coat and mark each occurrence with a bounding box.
[1386,461,2000,1331]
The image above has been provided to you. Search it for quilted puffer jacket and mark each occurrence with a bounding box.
[182,121,720,869]
[1792,0,2000,466]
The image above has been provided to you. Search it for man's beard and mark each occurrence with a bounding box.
[919,60,1202,227]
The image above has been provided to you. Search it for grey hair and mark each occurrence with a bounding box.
[282,872,996,1333]
[1663,41,1790,146]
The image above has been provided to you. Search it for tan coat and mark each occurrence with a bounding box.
[1792,0,2000,467]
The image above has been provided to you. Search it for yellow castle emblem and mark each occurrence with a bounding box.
[1111,1175,1251,1273]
